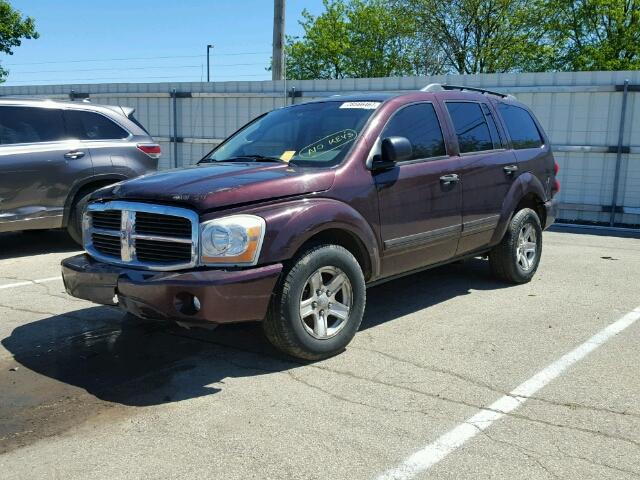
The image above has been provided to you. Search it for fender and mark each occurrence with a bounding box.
[236,198,382,280]
[62,173,129,227]
[490,172,547,245]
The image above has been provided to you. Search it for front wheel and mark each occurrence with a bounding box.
[263,244,366,360]
[489,208,542,284]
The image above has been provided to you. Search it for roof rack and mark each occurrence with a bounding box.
[420,83,516,100]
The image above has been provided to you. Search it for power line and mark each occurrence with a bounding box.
[3,72,272,84]
[2,51,272,67]
[9,62,266,76]
[10,64,203,75]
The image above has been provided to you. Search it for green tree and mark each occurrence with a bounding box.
[0,0,38,83]
[539,0,640,71]
[403,0,555,74]
[284,0,443,79]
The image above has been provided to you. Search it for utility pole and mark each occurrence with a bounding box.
[272,0,285,81]
[207,44,213,82]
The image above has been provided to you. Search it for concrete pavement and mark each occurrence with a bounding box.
[0,229,638,479]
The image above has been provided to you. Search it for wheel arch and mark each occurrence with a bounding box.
[294,227,374,281]
[62,174,128,227]
[491,172,548,245]
[251,198,381,282]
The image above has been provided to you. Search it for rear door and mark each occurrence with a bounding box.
[63,109,133,176]
[374,102,463,277]
[495,102,550,186]
[441,100,518,255]
[0,105,93,230]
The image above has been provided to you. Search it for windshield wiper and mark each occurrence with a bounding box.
[203,155,289,164]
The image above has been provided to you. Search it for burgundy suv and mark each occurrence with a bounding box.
[62,84,559,360]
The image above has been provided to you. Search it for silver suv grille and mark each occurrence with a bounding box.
[84,201,199,271]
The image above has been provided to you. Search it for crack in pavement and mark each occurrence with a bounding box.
[474,426,562,480]
[168,334,640,452]
[352,345,640,420]
[286,369,450,421]
[476,426,640,479]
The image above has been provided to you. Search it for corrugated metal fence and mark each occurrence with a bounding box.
[1,71,639,227]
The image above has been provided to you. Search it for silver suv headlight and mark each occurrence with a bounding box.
[200,214,266,266]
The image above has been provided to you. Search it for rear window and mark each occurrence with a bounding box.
[446,102,497,153]
[0,106,65,145]
[128,114,150,135]
[497,103,543,149]
[64,110,129,140]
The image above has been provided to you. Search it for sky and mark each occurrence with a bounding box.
[1,0,326,86]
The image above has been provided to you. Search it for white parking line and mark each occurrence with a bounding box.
[377,306,640,480]
[0,276,62,291]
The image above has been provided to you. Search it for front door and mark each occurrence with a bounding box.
[441,100,518,255]
[0,106,93,230]
[373,102,463,278]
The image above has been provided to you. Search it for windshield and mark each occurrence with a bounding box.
[202,100,381,167]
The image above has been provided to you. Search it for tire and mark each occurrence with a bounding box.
[489,208,542,284]
[67,190,94,246]
[263,244,366,361]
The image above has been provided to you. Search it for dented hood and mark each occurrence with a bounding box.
[98,162,336,212]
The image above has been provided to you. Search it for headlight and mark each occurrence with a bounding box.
[200,214,266,266]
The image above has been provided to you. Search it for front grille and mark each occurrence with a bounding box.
[84,201,198,271]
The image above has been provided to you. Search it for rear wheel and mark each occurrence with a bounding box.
[263,244,366,360]
[489,208,542,284]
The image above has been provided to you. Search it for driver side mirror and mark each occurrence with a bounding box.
[371,136,413,170]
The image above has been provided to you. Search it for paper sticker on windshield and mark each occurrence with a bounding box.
[280,150,296,162]
[339,101,380,110]
[299,129,358,159]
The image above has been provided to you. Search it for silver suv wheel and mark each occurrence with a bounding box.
[516,224,537,271]
[299,266,353,339]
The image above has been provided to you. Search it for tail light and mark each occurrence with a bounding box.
[550,160,560,194]
[137,143,162,159]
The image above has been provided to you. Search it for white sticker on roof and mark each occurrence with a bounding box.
[339,101,381,109]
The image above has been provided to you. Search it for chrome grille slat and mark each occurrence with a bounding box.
[91,233,121,257]
[135,211,192,238]
[84,201,199,271]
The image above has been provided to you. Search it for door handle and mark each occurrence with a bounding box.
[439,173,460,185]
[503,164,519,174]
[64,151,85,160]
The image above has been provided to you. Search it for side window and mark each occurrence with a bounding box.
[496,103,543,149]
[0,106,65,145]
[446,102,497,154]
[64,110,129,140]
[381,103,446,161]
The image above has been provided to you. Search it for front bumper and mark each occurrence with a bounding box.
[544,198,558,229]
[61,254,282,324]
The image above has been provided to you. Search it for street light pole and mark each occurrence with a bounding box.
[207,44,213,82]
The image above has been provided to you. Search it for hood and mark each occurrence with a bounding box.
[98,162,336,212]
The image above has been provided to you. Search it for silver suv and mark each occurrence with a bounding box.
[0,98,159,244]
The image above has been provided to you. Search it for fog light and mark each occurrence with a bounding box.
[192,296,201,312]
[174,292,201,316]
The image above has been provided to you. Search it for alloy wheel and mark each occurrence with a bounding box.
[299,266,353,339]
[516,223,537,271]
